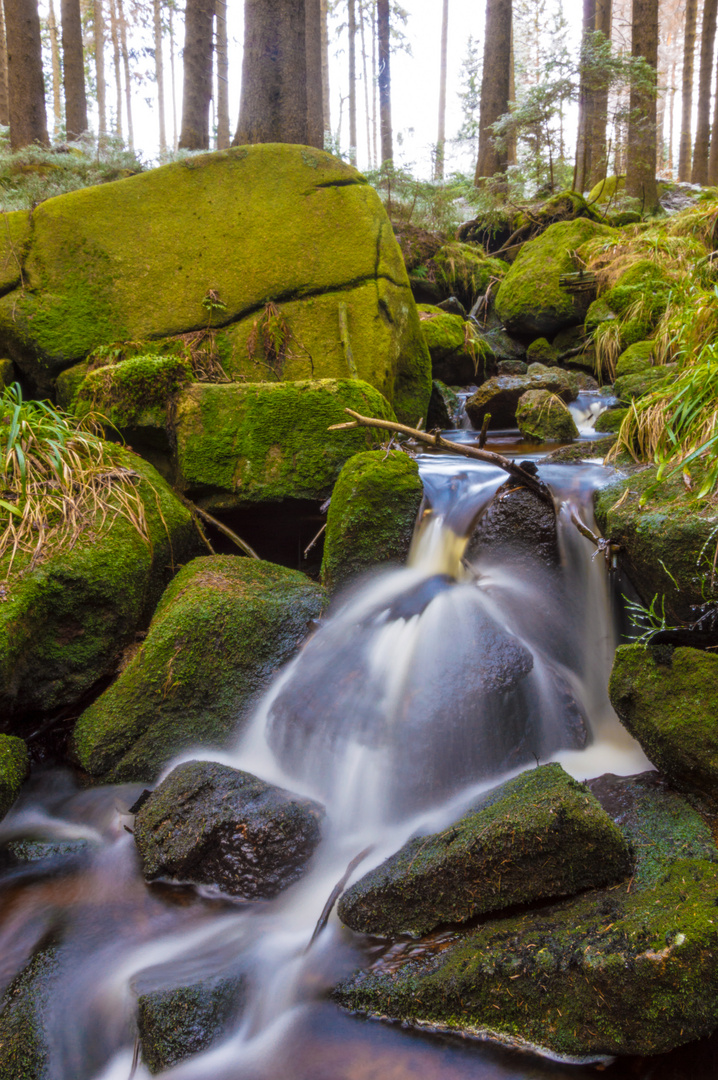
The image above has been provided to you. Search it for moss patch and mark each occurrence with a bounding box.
[137,975,245,1074]
[594,406,628,433]
[515,389,579,443]
[615,340,655,378]
[0,735,29,819]
[74,354,193,430]
[0,947,58,1080]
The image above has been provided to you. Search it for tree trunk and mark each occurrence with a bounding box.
[154,0,166,153]
[321,0,330,145]
[626,0,659,209]
[0,0,9,126]
[5,0,49,148]
[348,0,357,162]
[507,23,516,166]
[692,0,718,183]
[678,0,698,180]
[708,50,718,181]
[574,0,597,192]
[434,0,449,180]
[109,0,122,137]
[47,0,63,135]
[588,0,612,187]
[305,0,324,147]
[116,0,133,148]
[215,0,229,149]
[668,60,676,175]
[61,0,88,138]
[359,0,372,165]
[169,2,178,148]
[474,0,511,184]
[377,0,392,163]
[94,0,106,136]
[371,0,378,165]
[178,0,214,149]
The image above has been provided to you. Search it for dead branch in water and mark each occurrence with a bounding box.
[307,845,374,950]
[183,498,260,560]
[328,409,554,505]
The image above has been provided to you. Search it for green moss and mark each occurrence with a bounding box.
[614,363,677,402]
[516,389,579,443]
[495,219,616,337]
[0,947,58,1080]
[525,338,559,366]
[594,406,628,432]
[615,340,655,378]
[430,242,508,306]
[0,357,15,389]
[0,735,29,819]
[74,354,193,430]
[321,450,423,591]
[137,975,245,1074]
[417,306,466,359]
[545,435,616,462]
[173,378,397,511]
[0,210,31,294]
[72,555,326,782]
[54,360,89,409]
[587,175,625,204]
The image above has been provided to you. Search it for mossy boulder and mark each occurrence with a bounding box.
[615,340,655,378]
[54,359,90,409]
[614,363,676,402]
[334,772,718,1059]
[74,354,193,431]
[429,242,509,308]
[72,556,326,782]
[525,337,559,366]
[426,379,459,428]
[587,175,625,203]
[0,946,58,1080]
[172,378,396,512]
[0,447,198,727]
[593,405,628,433]
[494,219,615,337]
[0,735,29,819]
[465,370,577,429]
[0,145,430,423]
[594,467,718,622]
[609,645,718,810]
[586,261,671,354]
[337,764,631,938]
[515,389,579,443]
[417,306,485,385]
[0,210,31,294]
[321,451,423,592]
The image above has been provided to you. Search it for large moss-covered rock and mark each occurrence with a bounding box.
[515,389,579,443]
[74,354,193,431]
[0,946,58,1080]
[594,405,627,432]
[172,378,396,511]
[0,735,29,819]
[417,306,485,385]
[337,764,631,938]
[72,556,326,782]
[609,645,718,810]
[615,339,655,378]
[429,243,508,309]
[0,146,430,422]
[0,448,198,727]
[334,773,718,1059]
[594,467,718,621]
[614,363,676,403]
[321,451,423,592]
[465,370,576,429]
[494,219,615,337]
[586,261,671,354]
[0,210,31,294]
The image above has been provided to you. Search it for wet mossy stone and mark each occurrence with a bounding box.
[467,482,560,570]
[544,435,616,463]
[321,450,423,592]
[172,378,396,512]
[134,760,324,897]
[137,973,246,1074]
[0,735,29,819]
[609,645,718,811]
[594,467,718,622]
[494,218,615,337]
[593,405,627,433]
[515,389,579,443]
[0,145,430,422]
[614,363,676,403]
[417,305,481,386]
[426,379,459,428]
[334,773,718,1059]
[54,359,89,410]
[525,337,559,366]
[615,340,655,378]
[465,369,577,430]
[0,210,30,294]
[74,354,193,431]
[0,447,198,726]
[72,556,326,782]
[337,763,631,938]
[0,946,59,1080]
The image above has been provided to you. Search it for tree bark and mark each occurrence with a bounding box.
[178,0,214,149]
[153,0,166,153]
[434,0,449,180]
[305,0,324,147]
[61,0,88,138]
[109,0,122,137]
[708,50,718,181]
[169,2,178,148]
[574,0,597,192]
[678,0,698,180]
[359,0,372,164]
[321,0,330,144]
[692,0,718,183]
[5,0,49,148]
[348,0,357,162]
[377,0,392,164]
[94,0,106,136]
[215,0,229,149]
[474,0,511,184]
[588,0,613,187]
[0,0,9,126]
[626,0,659,209]
[117,0,133,148]
[47,0,63,135]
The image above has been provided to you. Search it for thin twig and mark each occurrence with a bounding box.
[303,523,326,560]
[307,845,374,951]
[184,500,260,559]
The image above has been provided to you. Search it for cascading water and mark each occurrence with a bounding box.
[0,451,655,1080]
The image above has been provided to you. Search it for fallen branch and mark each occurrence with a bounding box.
[328,410,554,504]
[183,499,260,560]
[569,507,621,567]
[307,845,374,950]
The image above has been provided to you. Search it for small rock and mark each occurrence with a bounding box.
[465,371,576,430]
[516,389,579,443]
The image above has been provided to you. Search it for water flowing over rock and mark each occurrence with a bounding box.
[465,370,576,430]
[133,761,324,898]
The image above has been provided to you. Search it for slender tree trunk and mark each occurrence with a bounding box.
[377,0,392,164]
[169,3,178,148]
[474,0,511,184]
[668,60,676,176]
[5,0,49,147]
[94,0,106,136]
[178,0,214,149]
[371,0,378,165]
[507,23,517,166]
[0,0,9,126]
[305,0,324,147]
[321,0,330,145]
[626,0,659,209]
[678,0,698,180]
[109,0,122,137]
[215,0,229,148]
[574,0,597,192]
[348,0,357,162]
[656,78,667,170]
[434,0,449,180]
[359,0,371,165]
[692,0,718,183]
[116,0,133,148]
[153,0,166,153]
[708,49,718,181]
[47,0,63,134]
[588,0,612,187]
[61,0,88,138]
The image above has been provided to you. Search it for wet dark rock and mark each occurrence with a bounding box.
[609,645,718,812]
[465,371,576,430]
[137,973,246,1074]
[0,946,59,1079]
[457,211,515,253]
[392,222,443,272]
[436,296,467,318]
[478,326,527,369]
[467,483,560,570]
[544,435,616,463]
[426,380,459,429]
[3,838,91,864]
[337,763,630,938]
[0,734,29,820]
[496,358,527,376]
[133,761,324,898]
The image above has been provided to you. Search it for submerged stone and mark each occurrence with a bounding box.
[133,760,324,898]
[0,735,30,819]
[337,763,631,938]
[72,556,326,783]
[467,483,560,571]
[515,389,579,443]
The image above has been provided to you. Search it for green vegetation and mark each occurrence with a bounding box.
[0,734,29,819]
[516,389,579,443]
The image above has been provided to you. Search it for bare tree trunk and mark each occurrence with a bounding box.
[708,50,718,181]
[321,0,330,145]
[377,0,392,163]
[94,0,106,136]
[589,0,613,187]
[348,0,357,162]
[0,0,9,126]
[178,0,213,149]
[153,0,166,153]
[305,0,324,147]
[668,60,676,175]
[62,0,88,138]
[626,0,659,209]
[507,23,516,166]
[474,0,511,184]
[359,0,372,164]
[5,0,49,148]
[116,0,133,148]
[678,0,698,180]
[109,0,122,137]
[215,0,230,148]
[574,0,597,192]
[169,2,178,148]
[371,0,378,165]
[692,0,718,183]
[434,0,449,180]
[47,0,63,135]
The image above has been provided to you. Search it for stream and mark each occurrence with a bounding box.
[2,416,718,1080]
